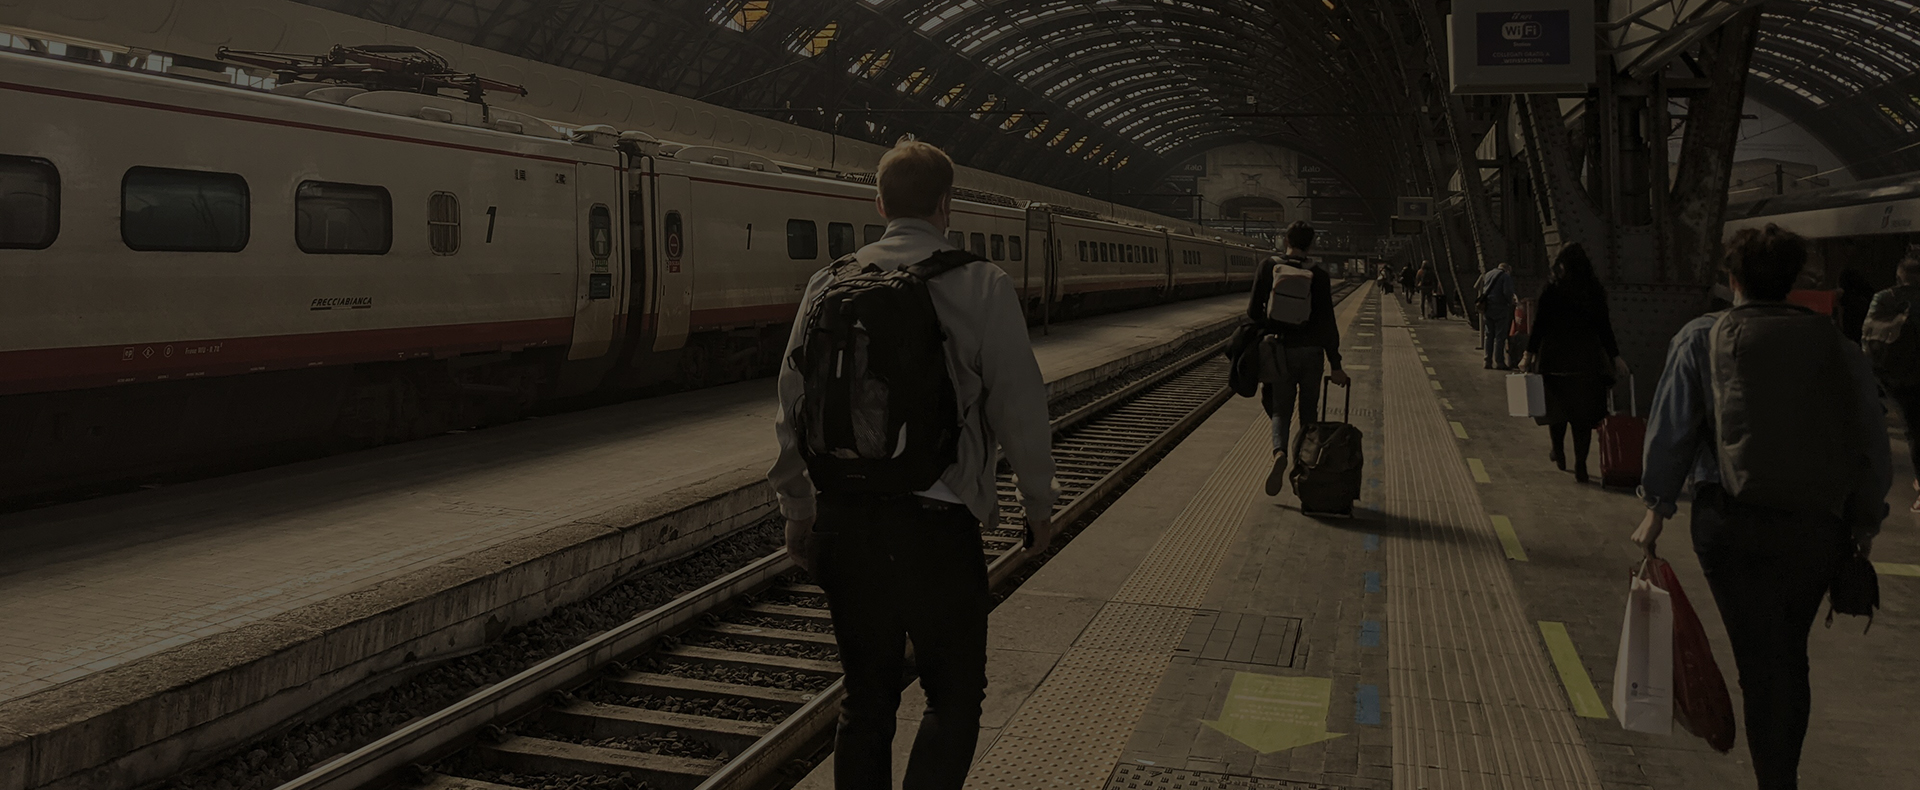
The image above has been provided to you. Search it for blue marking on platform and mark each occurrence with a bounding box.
[1359,620,1382,647]
[1364,571,1381,593]
[1370,456,1384,467]
[1366,477,1382,489]
[1356,684,1382,725]
[1363,534,1380,552]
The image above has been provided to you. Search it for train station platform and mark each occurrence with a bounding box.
[0,293,1250,790]
[799,287,1919,790]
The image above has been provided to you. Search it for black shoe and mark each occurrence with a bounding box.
[1574,463,1590,484]
[1266,451,1289,496]
[1550,449,1566,471]
[1484,362,1494,369]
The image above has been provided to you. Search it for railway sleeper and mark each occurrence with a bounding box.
[736,601,833,625]
[657,645,843,681]
[477,736,721,790]
[700,621,839,648]
[603,672,816,713]
[417,773,520,790]
[541,700,772,756]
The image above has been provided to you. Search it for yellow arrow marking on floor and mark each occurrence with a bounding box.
[1351,346,1373,350]
[1202,672,1346,753]
[1467,458,1491,483]
[1876,562,1920,577]
[1343,364,1372,370]
[1450,421,1468,439]
[1538,622,1608,718]
[1491,515,1528,561]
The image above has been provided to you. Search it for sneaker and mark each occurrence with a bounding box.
[1265,451,1289,496]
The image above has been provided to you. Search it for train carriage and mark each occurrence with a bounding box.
[0,45,1270,501]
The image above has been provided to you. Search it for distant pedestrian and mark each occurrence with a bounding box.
[1475,263,1516,368]
[1249,220,1350,495]
[1417,262,1438,316]
[1863,256,1920,512]
[1377,264,1395,295]
[769,139,1059,790]
[1636,224,1889,790]
[1520,244,1626,483]
[1400,262,1418,305]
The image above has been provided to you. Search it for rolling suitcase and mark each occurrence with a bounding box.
[1289,377,1364,515]
[1599,375,1645,488]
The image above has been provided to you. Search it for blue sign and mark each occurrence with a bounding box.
[1476,9,1571,66]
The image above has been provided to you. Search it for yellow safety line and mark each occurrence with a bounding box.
[1491,515,1528,561]
[1876,562,1920,577]
[1467,458,1491,483]
[1450,421,1468,439]
[1537,622,1609,718]
[1440,398,1454,410]
[1345,364,1373,370]
[1419,354,1430,362]
[1426,366,1438,375]
[1430,380,1443,390]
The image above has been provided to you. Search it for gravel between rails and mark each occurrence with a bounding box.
[440,760,659,790]
[162,520,784,790]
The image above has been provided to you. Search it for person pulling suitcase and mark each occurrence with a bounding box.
[1247,221,1349,495]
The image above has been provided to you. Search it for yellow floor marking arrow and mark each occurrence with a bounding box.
[1203,672,1346,753]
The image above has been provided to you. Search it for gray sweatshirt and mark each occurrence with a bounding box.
[768,218,1060,526]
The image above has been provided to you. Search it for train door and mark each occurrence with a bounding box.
[1024,207,1050,317]
[623,161,651,350]
[653,173,694,352]
[569,164,619,360]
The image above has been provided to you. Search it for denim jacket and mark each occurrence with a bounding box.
[1638,303,1891,542]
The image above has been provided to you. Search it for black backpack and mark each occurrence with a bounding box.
[791,249,979,494]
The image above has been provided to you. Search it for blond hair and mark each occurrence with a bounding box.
[876,139,954,219]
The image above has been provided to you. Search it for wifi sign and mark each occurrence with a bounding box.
[1502,21,1542,41]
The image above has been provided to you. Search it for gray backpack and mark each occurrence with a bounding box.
[1708,303,1860,515]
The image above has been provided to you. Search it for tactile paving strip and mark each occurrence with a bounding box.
[1105,764,1357,789]
[965,417,1272,790]
[1378,300,1602,790]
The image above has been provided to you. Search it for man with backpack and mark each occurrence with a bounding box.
[1633,225,1889,790]
[1248,220,1349,496]
[768,139,1059,790]
[1474,262,1516,369]
[1863,255,1920,513]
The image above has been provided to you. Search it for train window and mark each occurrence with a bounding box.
[122,166,249,252]
[948,230,964,248]
[1009,235,1022,261]
[428,192,459,255]
[863,224,885,246]
[294,181,390,255]
[787,219,818,260]
[589,205,613,259]
[0,155,58,250]
[1077,240,1087,261]
[990,234,1005,261]
[828,222,856,258]
[969,232,987,258]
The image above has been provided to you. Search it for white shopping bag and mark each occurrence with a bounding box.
[1613,564,1674,734]
[1506,373,1546,417]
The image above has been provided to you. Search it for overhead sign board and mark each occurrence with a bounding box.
[1449,0,1594,94]
[1396,196,1434,220]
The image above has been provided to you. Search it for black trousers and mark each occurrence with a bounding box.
[1690,486,1846,790]
[1885,385,1920,479]
[815,495,989,790]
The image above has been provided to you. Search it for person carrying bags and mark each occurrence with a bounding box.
[1633,225,1890,790]
[1247,221,1349,496]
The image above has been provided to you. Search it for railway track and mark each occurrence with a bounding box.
[266,287,1356,790]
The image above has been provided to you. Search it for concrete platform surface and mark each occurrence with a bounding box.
[795,287,1919,790]
[0,293,1246,790]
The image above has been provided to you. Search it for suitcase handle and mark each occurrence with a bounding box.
[1609,373,1637,418]
[1319,375,1352,424]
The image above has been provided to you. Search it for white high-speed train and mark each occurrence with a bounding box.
[1724,173,1920,287]
[0,46,1268,500]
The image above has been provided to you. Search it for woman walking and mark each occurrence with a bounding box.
[1521,244,1627,483]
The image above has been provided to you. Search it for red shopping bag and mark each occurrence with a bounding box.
[1650,558,1737,752]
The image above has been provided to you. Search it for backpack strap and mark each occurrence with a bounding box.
[903,248,986,280]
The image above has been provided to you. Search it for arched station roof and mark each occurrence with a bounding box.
[314,0,1920,205]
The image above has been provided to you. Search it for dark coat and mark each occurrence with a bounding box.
[1527,279,1620,375]
[1226,320,1264,397]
